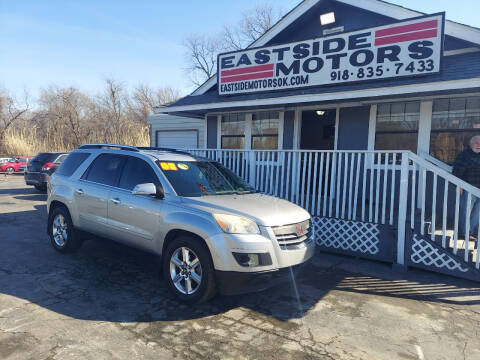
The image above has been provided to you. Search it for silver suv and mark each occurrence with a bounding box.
[47,144,315,303]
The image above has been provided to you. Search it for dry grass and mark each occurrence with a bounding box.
[2,124,150,156]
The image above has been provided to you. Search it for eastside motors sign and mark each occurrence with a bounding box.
[218,13,444,96]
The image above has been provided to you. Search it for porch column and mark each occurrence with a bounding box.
[416,100,433,208]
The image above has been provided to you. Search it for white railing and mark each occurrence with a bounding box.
[406,152,480,269]
[186,149,480,271]
[187,149,405,225]
[418,151,454,173]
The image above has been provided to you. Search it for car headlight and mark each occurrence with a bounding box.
[213,214,260,234]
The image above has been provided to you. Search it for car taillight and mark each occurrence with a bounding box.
[41,162,55,171]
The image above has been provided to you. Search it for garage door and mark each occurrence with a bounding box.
[156,130,198,149]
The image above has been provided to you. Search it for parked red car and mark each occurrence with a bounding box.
[0,157,32,174]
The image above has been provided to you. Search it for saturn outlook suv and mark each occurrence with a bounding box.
[47,144,315,303]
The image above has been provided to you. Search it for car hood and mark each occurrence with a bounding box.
[181,193,310,227]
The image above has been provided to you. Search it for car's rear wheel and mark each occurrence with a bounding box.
[48,206,83,253]
[163,236,216,303]
[6,167,14,174]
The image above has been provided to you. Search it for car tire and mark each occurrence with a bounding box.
[48,206,83,253]
[163,236,216,304]
[6,167,14,175]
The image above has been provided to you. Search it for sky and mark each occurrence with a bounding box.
[0,0,479,101]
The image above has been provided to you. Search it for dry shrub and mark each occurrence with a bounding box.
[2,124,149,156]
[1,80,180,157]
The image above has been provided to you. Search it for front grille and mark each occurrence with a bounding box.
[272,219,311,247]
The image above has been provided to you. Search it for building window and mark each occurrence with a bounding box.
[375,101,420,153]
[221,113,245,149]
[251,111,279,149]
[430,97,480,164]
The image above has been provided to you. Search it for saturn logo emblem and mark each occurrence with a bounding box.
[297,225,304,236]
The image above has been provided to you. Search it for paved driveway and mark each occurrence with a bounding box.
[1,175,480,360]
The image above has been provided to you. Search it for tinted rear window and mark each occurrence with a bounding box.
[32,153,58,163]
[56,153,91,177]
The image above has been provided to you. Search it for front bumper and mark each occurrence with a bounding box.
[208,231,315,272]
[24,172,47,186]
[207,223,316,295]
[216,261,309,296]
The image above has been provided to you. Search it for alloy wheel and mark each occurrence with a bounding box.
[52,214,68,247]
[169,246,202,295]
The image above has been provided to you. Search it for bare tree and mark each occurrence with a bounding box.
[224,3,279,49]
[94,78,128,139]
[222,26,244,51]
[184,3,282,86]
[99,78,126,124]
[184,35,222,86]
[0,90,29,144]
[1,79,180,155]
[156,86,181,106]
[128,83,155,124]
[128,84,182,124]
[38,86,93,148]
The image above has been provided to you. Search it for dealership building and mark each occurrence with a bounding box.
[161,0,479,164]
[160,0,480,282]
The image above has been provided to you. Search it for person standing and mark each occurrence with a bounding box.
[453,136,480,240]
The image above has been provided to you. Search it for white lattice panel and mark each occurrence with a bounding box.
[410,235,468,272]
[312,217,380,255]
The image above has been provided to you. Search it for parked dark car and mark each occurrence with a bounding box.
[25,152,68,191]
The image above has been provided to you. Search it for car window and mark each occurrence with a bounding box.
[57,153,91,177]
[18,158,28,162]
[82,154,125,186]
[118,156,160,191]
[31,153,57,163]
[54,154,68,164]
[157,160,254,197]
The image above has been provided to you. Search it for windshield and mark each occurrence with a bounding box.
[157,160,255,197]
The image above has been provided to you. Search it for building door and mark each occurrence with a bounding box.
[300,110,337,201]
[300,110,336,150]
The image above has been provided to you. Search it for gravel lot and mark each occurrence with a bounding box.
[1,175,480,360]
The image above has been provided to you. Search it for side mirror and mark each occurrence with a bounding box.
[156,186,165,199]
[132,183,164,199]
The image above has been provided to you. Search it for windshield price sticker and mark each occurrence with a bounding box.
[177,163,189,170]
[160,162,178,171]
[218,13,444,95]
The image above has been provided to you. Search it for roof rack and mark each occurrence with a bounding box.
[136,147,191,155]
[77,144,192,156]
[78,144,139,152]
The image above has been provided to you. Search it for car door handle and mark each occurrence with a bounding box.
[110,198,121,204]
[75,189,84,195]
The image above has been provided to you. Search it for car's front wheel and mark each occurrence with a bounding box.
[163,236,216,303]
[48,206,83,253]
[6,167,14,174]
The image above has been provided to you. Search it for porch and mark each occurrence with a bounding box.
[187,148,480,282]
